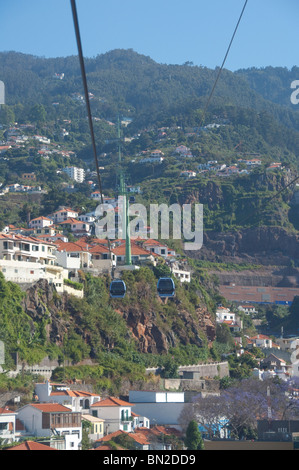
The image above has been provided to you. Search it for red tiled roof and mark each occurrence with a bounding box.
[56,218,84,225]
[0,407,15,414]
[89,245,110,254]
[29,403,73,413]
[91,397,134,408]
[94,444,125,450]
[0,233,55,246]
[50,389,99,398]
[5,440,57,451]
[54,240,91,252]
[98,430,124,441]
[112,242,152,257]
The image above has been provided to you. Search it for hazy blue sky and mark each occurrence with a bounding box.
[1,0,299,71]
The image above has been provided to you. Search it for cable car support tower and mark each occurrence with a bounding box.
[117,118,131,266]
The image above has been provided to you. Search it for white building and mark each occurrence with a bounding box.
[54,240,92,270]
[29,216,54,230]
[139,150,164,164]
[50,207,79,223]
[16,403,82,450]
[175,145,193,158]
[63,166,85,183]
[0,233,56,266]
[128,391,185,429]
[142,239,176,258]
[180,170,197,178]
[90,397,135,434]
[34,380,101,413]
[216,307,236,323]
[238,305,257,315]
[0,233,78,293]
[34,135,51,144]
[172,267,191,283]
[0,407,18,445]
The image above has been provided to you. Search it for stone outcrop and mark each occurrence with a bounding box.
[21,279,216,357]
[187,226,299,266]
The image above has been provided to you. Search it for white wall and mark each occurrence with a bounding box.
[129,391,184,403]
[129,403,185,428]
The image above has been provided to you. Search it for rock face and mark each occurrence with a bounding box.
[187,226,299,266]
[21,279,68,346]
[21,279,216,356]
[119,303,216,355]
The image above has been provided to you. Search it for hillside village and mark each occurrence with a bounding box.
[0,49,299,451]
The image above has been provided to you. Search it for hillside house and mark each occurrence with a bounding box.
[29,216,53,230]
[56,218,92,237]
[175,145,193,158]
[142,239,176,259]
[249,334,274,349]
[54,240,92,270]
[91,397,135,434]
[35,380,101,413]
[0,407,17,446]
[238,305,257,315]
[139,150,164,163]
[112,241,154,265]
[260,354,288,379]
[81,415,104,442]
[171,265,191,283]
[50,207,79,224]
[89,244,116,273]
[216,307,235,322]
[216,307,243,332]
[180,170,197,178]
[16,403,82,450]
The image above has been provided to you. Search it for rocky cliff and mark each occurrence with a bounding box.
[187,226,299,266]
[21,278,216,358]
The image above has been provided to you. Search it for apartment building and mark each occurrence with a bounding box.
[0,233,68,290]
[0,233,56,266]
[62,166,85,183]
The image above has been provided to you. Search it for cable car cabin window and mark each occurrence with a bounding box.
[157,278,175,297]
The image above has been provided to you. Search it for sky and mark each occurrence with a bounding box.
[0,0,299,71]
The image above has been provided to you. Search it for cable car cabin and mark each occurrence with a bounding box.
[110,280,126,298]
[157,277,175,298]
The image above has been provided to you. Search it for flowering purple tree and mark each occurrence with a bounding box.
[179,377,299,440]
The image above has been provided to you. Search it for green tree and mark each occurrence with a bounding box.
[184,420,204,450]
